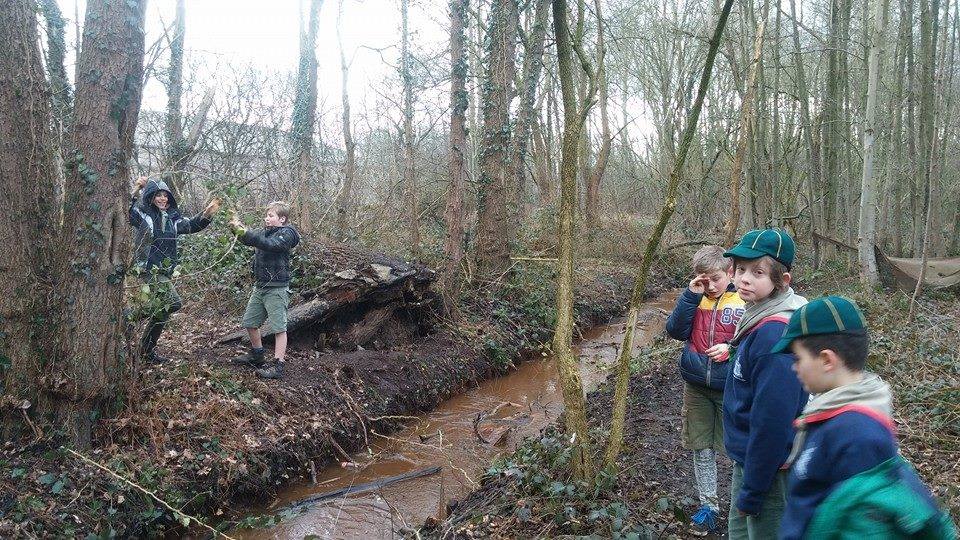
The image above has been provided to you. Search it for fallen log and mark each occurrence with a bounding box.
[286,465,442,509]
[219,240,437,345]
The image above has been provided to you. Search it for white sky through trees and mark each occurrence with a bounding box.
[56,0,447,117]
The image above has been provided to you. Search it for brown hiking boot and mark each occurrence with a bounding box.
[233,348,266,368]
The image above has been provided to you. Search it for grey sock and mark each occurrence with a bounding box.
[692,448,719,512]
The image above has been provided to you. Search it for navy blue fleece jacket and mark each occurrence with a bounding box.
[722,318,809,515]
[779,410,897,539]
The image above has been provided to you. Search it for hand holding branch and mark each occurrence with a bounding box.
[202,198,221,218]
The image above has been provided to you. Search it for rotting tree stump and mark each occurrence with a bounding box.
[220,241,437,350]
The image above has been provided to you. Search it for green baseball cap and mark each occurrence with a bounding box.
[724,228,796,269]
[770,296,868,354]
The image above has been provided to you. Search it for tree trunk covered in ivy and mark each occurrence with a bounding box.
[401,0,421,255]
[40,0,71,218]
[507,0,550,238]
[443,0,469,299]
[0,0,63,440]
[475,0,519,279]
[291,0,323,233]
[57,0,148,449]
[604,0,736,469]
[0,0,147,448]
[40,0,71,134]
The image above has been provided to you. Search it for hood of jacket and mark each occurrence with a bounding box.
[798,372,893,425]
[785,372,894,467]
[141,179,179,213]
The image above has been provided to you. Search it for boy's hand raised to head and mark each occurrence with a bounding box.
[688,273,709,294]
[202,198,221,218]
[134,176,148,192]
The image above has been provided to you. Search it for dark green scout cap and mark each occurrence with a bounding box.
[770,295,868,353]
[724,228,796,269]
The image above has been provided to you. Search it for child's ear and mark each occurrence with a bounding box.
[782,272,792,287]
[819,349,842,372]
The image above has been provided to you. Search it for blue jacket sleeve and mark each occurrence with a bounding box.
[665,288,701,341]
[239,228,299,253]
[174,212,212,235]
[738,350,806,515]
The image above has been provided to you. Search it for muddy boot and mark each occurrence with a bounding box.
[233,347,266,368]
[140,321,167,364]
[255,360,284,380]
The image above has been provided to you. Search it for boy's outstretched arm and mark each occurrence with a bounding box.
[175,198,219,234]
[237,228,300,252]
[738,351,806,515]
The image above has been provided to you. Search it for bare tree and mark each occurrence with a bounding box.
[858,0,890,286]
[336,0,356,236]
[508,0,551,236]
[401,0,422,254]
[584,0,611,231]
[551,0,599,480]
[604,0,736,469]
[724,18,766,246]
[443,0,470,299]
[162,0,215,202]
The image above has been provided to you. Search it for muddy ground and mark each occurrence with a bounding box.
[0,252,679,537]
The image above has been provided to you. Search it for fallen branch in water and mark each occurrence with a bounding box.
[287,465,443,509]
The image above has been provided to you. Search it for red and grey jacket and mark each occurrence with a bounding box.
[665,284,745,389]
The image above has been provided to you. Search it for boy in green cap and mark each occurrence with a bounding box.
[776,296,955,539]
[720,228,809,539]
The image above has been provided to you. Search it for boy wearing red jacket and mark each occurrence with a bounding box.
[666,245,745,533]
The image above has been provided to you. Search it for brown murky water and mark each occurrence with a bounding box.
[233,292,678,539]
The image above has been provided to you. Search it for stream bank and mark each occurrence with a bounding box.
[228,293,680,539]
[0,258,682,538]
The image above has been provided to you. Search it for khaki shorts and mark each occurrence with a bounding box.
[681,381,725,450]
[241,286,290,333]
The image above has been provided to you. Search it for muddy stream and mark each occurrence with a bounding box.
[233,293,678,539]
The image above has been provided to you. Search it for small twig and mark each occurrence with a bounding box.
[64,448,236,539]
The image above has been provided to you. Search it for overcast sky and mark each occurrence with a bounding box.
[57,0,447,115]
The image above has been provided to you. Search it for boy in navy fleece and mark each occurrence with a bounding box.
[774,296,954,539]
[665,245,744,533]
[721,229,808,539]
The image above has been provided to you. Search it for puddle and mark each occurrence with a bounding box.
[231,292,679,539]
